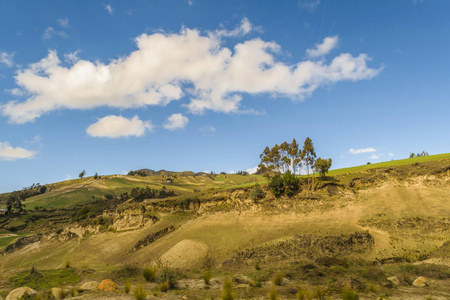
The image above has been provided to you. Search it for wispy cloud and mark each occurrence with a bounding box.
[2,20,381,124]
[0,141,37,161]
[64,50,81,64]
[0,52,14,67]
[163,113,189,130]
[306,36,339,58]
[349,147,376,154]
[369,154,379,159]
[57,17,69,28]
[105,4,113,15]
[87,115,152,138]
[43,26,67,39]
[246,166,258,174]
[198,125,216,132]
[298,0,321,11]
[213,17,255,38]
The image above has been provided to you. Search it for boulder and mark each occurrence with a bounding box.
[413,276,427,287]
[98,279,116,291]
[233,274,254,285]
[51,288,66,300]
[80,281,98,290]
[6,287,37,300]
[387,276,400,285]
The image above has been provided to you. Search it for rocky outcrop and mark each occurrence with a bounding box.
[133,225,178,251]
[6,287,37,300]
[110,207,158,231]
[4,234,42,253]
[80,281,98,290]
[413,276,427,287]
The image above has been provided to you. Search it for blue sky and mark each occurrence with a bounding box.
[1,0,449,192]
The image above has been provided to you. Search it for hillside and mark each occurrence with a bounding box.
[0,155,449,299]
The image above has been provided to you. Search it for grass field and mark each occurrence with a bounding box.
[327,152,450,176]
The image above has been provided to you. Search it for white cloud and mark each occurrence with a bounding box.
[105,4,113,15]
[2,20,380,124]
[0,52,14,67]
[349,147,376,154]
[163,113,189,130]
[5,88,24,96]
[306,35,339,58]
[198,125,216,132]
[187,0,193,5]
[87,115,152,138]
[57,17,69,28]
[388,152,394,157]
[65,174,71,180]
[298,0,321,11]
[64,50,81,64]
[229,170,235,174]
[246,166,258,174]
[369,154,379,159]
[214,17,254,38]
[0,141,37,161]
[43,27,67,39]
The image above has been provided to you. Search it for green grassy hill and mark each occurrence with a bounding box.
[0,154,449,299]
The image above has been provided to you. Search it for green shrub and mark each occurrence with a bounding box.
[253,280,262,288]
[315,286,325,300]
[203,270,212,285]
[124,280,131,294]
[283,170,299,197]
[221,277,235,300]
[158,267,177,289]
[143,266,157,282]
[255,262,261,270]
[342,288,358,300]
[159,281,170,292]
[251,184,266,201]
[269,175,284,197]
[297,288,312,300]
[367,283,379,293]
[272,271,284,286]
[269,285,278,300]
[134,285,147,300]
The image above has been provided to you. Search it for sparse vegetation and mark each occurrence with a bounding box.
[124,279,131,294]
[251,183,265,201]
[222,277,235,300]
[134,285,147,300]
[272,271,284,286]
[203,270,212,285]
[269,285,278,300]
[341,288,358,300]
[143,266,157,282]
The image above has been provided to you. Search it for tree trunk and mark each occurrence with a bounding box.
[312,170,315,192]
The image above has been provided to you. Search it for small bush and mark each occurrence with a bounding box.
[65,260,71,268]
[272,271,284,286]
[283,170,299,197]
[124,280,131,294]
[159,281,170,292]
[315,286,325,300]
[143,266,157,282]
[269,175,284,197]
[297,288,312,300]
[251,184,266,202]
[255,262,261,270]
[69,288,76,297]
[368,283,379,293]
[134,285,147,300]
[342,288,358,300]
[203,270,212,285]
[269,285,278,300]
[221,277,235,300]
[253,280,262,288]
[158,267,177,289]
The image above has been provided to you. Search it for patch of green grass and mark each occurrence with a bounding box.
[9,267,81,290]
[327,153,450,176]
[0,233,30,248]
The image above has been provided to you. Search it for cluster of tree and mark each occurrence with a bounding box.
[130,186,175,201]
[127,170,148,177]
[409,151,429,158]
[258,137,332,196]
[236,171,249,176]
[1,183,48,213]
